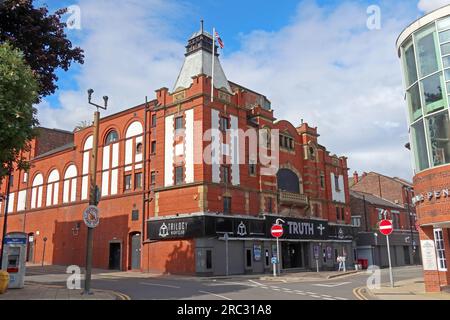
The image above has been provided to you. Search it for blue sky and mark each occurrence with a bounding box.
[34,0,450,180]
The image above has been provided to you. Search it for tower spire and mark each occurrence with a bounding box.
[201,19,204,33]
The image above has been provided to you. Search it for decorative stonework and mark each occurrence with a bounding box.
[173,90,186,102]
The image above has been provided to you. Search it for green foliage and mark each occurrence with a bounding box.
[0,42,39,181]
[0,0,84,98]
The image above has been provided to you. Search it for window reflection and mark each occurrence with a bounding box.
[411,120,430,171]
[416,26,439,77]
[421,73,445,114]
[407,84,422,121]
[427,111,450,166]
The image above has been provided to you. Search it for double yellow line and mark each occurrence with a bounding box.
[353,287,369,300]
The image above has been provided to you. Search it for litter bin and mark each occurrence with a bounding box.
[357,259,368,270]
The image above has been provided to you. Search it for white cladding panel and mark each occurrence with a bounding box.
[230,115,240,186]
[8,193,14,213]
[111,169,118,195]
[331,173,346,203]
[125,139,133,165]
[102,145,110,170]
[185,109,194,183]
[17,190,27,211]
[211,109,221,183]
[165,115,175,187]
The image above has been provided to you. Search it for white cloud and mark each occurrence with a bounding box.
[222,1,415,180]
[418,0,450,12]
[38,0,418,180]
[37,0,187,129]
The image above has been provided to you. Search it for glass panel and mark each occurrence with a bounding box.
[404,42,418,86]
[438,17,450,31]
[411,120,430,171]
[443,56,450,68]
[416,25,440,77]
[421,73,446,114]
[440,30,450,43]
[427,111,450,166]
[442,42,450,55]
[407,84,422,122]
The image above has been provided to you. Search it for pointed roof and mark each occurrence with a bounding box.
[173,26,232,93]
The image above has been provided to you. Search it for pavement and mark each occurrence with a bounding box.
[0,282,127,300]
[361,277,450,300]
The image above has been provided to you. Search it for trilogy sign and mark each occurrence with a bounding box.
[413,188,450,206]
[159,222,188,238]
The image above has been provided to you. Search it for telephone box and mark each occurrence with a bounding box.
[1,232,27,289]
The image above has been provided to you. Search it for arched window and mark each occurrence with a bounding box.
[46,169,60,206]
[81,136,93,200]
[277,169,300,193]
[102,129,121,196]
[124,121,144,191]
[31,173,44,209]
[105,130,119,145]
[63,165,78,203]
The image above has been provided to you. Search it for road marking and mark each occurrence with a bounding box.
[206,281,256,287]
[199,290,232,301]
[270,286,280,289]
[306,292,315,295]
[333,297,349,300]
[312,282,351,287]
[322,297,336,300]
[296,292,306,295]
[353,287,368,300]
[248,280,265,286]
[321,294,332,298]
[272,288,281,291]
[310,295,322,299]
[139,282,180,289]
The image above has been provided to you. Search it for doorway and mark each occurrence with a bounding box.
[26,233,35,263]
[282,243,303,269]
[130,233,141,270]
[109,242,121,270]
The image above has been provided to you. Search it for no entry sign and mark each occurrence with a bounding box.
[379,219,393,236]
[271,224,284,238]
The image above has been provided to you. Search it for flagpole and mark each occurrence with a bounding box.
[211,27,215,103]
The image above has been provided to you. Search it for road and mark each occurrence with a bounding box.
[25,265,422,300]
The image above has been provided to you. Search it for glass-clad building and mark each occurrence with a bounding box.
[398,9,450,173]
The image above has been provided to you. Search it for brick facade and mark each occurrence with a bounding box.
[0,29,353,275]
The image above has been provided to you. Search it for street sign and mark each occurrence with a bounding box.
[83,206,100,229]
[271,224,284,238]
[379,219,393,236]
[271,257,278,264]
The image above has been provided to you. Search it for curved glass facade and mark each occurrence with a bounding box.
[400,15,450,173]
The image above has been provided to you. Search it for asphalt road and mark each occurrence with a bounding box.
[84,266,423,300]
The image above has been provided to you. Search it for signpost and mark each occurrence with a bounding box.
[224,233,229,277]
[271,220,284,277]
[379,219,394,287]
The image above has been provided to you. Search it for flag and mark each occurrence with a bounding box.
[215,31,224,49]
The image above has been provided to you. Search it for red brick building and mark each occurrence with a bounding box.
[0,28,354,275]
[397,6,450,292]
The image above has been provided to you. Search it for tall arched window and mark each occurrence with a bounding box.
[31,173,44,209]
[63,165,78,203]
[81,136,93,200]
[102,130,120,196]
[277,169,300,193]
[124,122,144,190]
[46,169,60,206]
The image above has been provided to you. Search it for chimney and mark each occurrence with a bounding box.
[353,171,359,184]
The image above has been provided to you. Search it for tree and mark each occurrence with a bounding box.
[73,120,92,132]
[0,42,39,181]
[0,0,84,98]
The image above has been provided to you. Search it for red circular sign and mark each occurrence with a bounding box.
[271,224,284,238]
[379,219,393,236]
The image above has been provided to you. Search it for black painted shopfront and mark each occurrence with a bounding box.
[147,214,357,275]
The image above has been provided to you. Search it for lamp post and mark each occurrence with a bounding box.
[403,185,415,264]
[83,89,107,295]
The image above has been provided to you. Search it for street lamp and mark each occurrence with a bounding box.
[83,89,108,295]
